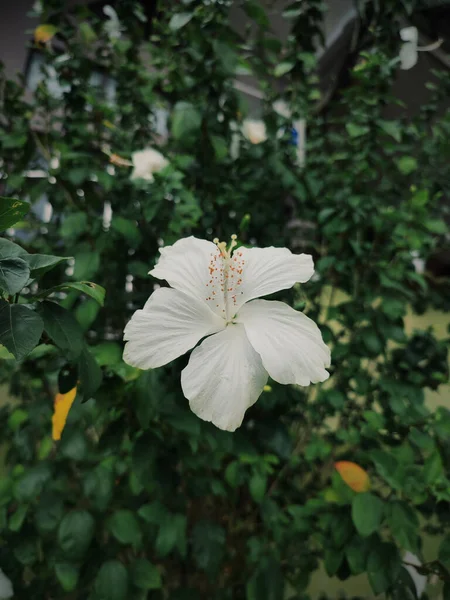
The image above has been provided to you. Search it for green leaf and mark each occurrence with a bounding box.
[171,102,202,141]
[367,542,401,595]
[155,513,187,557]
[378,120,402,142]
[39,281,106,305]
[169,12,193,31]
[111,216,143,247]
[14,464,51,501]
[83,467,114,512]
[249,473,267,503]
[74,251,100,280]
[324,548,343,577]
[93,561,128,600]
[60,212,87,239]
[192,521,225,576]
[75,298,100,331]
[246,557,284,600]
[0,257,30,294]
[90,342,121,367]
[387,501,419,554]
[38,301,84,358]
[346,123,370,138]
[24,253,69,277]
[0,300,44,360]
[9,503,28,532]
[0,238,26,259]
[345,535,370,574]
[274,62,295,77]
[78,345,103,401]
[0,197,30,230]
[60,430,88,461]
[351,492,384,537]
[58,510,95,560]
[439,535,450,570]
[55,562,79,592]
[243,1,270,27]
[397,156,417,175]
[108,510,142,546]
[35,493,64,533]
[130,559,162,590]
[210,135,228,161]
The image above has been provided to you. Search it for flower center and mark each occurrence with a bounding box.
[205,234,245,322]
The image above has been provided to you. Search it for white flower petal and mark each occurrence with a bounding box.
[181,324,268,431]
[241,119,267,144]
[123,287,225,369]
[403,552,427,599]
[400,42,418,70]
[131,148,168,181]
[400,26,418,43]
[228,246,314,316]
[237,299,330,386]
[150,236,226,317]
[0,569,13,600]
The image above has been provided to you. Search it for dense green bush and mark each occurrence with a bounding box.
[0,1,449,598]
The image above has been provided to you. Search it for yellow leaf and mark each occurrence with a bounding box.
[34,24,58,44]
[335,461,370,493]
[52,387,77,441]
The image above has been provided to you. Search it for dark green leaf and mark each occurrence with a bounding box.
[111,217,143,247]
[0,300,44,360]
[9,503,28,532]
[108,510,142,546]
[55,562,79,592]
[0,257,30,294]
[351,492,384,537]
[38,281,106,305]
[171,102,202,140]
[38,301,84,358]
[78,345,103,401]
[0,237,26,259]
[130,559,162,590]
[367,542,401,595]
[155,513,187,557]
[14,464,51,501]
[192,521,225,576]
[0,197,30,230]
[58,510,95,560]
[249,473,267,503]
[24,253,69,277]
[93,560,128,600]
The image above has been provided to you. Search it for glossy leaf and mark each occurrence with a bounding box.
[38,301,84,357]
[24,254,69,277]
[93,561,128,600]
[0,258,30,295]
[0,197,30,230]
[38,281,106,306]
[0,301,44,360]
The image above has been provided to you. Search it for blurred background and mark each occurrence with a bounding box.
[0,1,449,599]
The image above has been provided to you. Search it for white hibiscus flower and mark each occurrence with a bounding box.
[0,569,13,600]
[241,119,267,144]
[130,148,169,182]
[399,26,443,70]
[123,236,330,431]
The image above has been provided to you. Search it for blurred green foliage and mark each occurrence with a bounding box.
[0,0,449,599]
